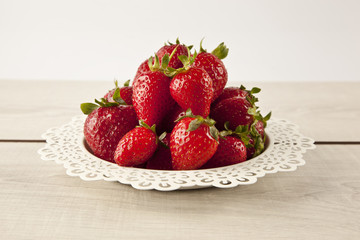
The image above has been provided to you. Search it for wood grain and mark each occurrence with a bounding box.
[0,142,359,239]
[1,80,360,141]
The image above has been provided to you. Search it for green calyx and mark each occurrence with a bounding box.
[240,85,260,106]
[176,109,219,141]
[158,132,169,149]
[80,80,130,115]
[248,120,265,158]
[247,106,272,129]
[199,38,229,60]
[80,98,119,115]
[123,79,130,87]
[241,85,271,128]
[166,37,193,50]
[148,43,197,78]
[148,45,180,76]
[138,120,156,133]
[168,47,197,77]
[211,42,229,60]
[220,122,251,147]
[199,38,207,53]
[138,120,159,144]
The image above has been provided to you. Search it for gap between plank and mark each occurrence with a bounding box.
[315,141,360,145]
[0,139,46,143]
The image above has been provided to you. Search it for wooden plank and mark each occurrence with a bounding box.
[0,142,359,239]
[0,80,360,141]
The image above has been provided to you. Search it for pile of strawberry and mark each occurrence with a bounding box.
[81,39,271,170]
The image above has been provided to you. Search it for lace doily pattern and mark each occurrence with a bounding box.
[38,116,315,191]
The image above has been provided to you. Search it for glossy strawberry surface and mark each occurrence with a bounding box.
[202,136,247,168]
[133,71,175,126]
[114,127,157,167]
[84,105,138,162]
[146,133,172,170]
[212,87,248,107]
[170,118,218,170]
[134,59,151,82]
[193,52,228,102]
[170,67,213,117]
[254,120,265,139]
[156,44,188,69]
[104,86,133,105]
[211,97,254,131]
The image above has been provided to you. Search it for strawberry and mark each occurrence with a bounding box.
[133,39,188,81]
[170,67,213,117]
[156,38,189,69]
[132,59,176,125]
[246,117,270,159]
[104,80,133,105]
[146,132,173,170]
[201,136,247,169]
[254,120,265,139]
[114,121,158,167]
[211,97,254,131]
[192,41,229,102]
[170,110,219,170]
[202,123,251,168]
[212,85,261,107]
[80,97,138,163]
[134,59,152,82]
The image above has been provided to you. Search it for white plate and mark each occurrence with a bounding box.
[38,116,315,191]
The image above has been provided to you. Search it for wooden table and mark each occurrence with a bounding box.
[1,80,359,239]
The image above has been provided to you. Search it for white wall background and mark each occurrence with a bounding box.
[0,0,359,83]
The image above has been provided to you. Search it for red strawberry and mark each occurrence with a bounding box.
[146,133,173,170]
[211,97,254,131]
[133,70,175,126]
[192,41,228,102]
[246,138,256,160]
[170,112,219,170]
[114,121,158,167]
[81,99,138,163]
[201,136,247,169]
[156,39,188,69]
[134,59,151,81]
[254,120,265,139]
[212,85,261,107]
[104,80,133,105]
[246,118,270,159]
[133,39,187,81]
[170,67,213,117]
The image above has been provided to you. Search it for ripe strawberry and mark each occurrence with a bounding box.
[81,98,138,163]
[146,133,173,170]
[246,117,270,159]
[133,39,188,81]
[156,38,188,69]
[104,80,133,105]
[170,111,219,170]
[170,67,213,117]
[254,120,265,139]
[133,70,175,126]
[134,59,152,82]
[211,97,254,131]
[114,121,158,167]
[192,41,229,102]
[201,136,247,169]
[212,85,261,107]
